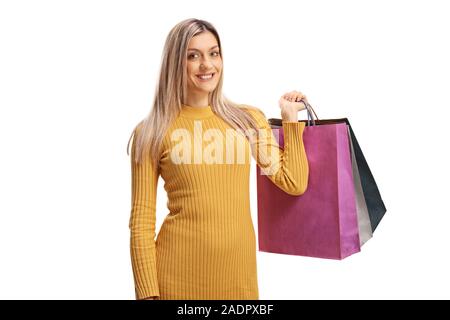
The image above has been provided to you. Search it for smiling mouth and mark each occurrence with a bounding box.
[196,73,215,81]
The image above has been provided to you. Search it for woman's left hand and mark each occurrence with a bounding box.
[278,90,308,115]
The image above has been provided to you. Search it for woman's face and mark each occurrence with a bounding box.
[186,31,222,95]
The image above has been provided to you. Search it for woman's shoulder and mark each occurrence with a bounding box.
[237,103,266,119]
[132,119,145,139]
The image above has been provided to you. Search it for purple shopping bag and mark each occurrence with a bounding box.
[256,110,360,260]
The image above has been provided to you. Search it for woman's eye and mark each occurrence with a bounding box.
[188,52,220,59]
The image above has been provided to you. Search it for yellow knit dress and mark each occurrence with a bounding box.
[129,104,309,300]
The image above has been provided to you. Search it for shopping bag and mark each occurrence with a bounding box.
[257,105,361,259]
[348,126,373,245]
[296,111,386,232]
[345,121,386,231]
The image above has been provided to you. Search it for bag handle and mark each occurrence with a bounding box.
[298,99,318,126]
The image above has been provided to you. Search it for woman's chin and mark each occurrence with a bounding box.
[194,85,217,93]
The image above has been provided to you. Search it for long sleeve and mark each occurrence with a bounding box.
[245,105,309,196]
[129,128,160,300]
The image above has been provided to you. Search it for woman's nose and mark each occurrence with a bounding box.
[199,59,213,69]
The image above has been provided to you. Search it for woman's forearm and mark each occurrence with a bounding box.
[281,110,298,122]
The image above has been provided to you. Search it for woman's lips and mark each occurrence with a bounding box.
[196,73,215,81]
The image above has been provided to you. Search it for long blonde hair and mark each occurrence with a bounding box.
[127,18,261,168]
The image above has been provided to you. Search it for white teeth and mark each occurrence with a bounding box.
[197,73,214,80]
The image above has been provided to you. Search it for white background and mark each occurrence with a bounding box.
[1,0,449,299]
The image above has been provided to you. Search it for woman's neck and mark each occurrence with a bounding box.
[183,94,209,108]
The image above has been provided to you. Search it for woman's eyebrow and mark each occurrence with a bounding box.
[187,45,219,51]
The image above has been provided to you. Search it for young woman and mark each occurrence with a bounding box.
[127,18,309,300]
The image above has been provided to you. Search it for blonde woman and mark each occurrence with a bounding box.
[127,18,310,300]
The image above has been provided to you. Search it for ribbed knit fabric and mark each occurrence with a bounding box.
[129,104,309,300]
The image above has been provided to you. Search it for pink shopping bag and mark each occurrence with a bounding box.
[256,109,360,260]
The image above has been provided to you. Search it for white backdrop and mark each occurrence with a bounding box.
[1,0,449,299]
